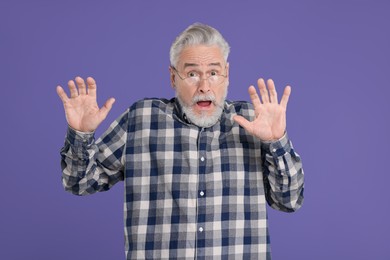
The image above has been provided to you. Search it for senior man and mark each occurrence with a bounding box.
[57,23,304,259]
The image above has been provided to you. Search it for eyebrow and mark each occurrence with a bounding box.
[183,62,223,69]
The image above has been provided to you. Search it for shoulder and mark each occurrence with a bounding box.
[127,98,174,116]
[129,98,173,110]
[224,100,255,120]
[124,98,176,126]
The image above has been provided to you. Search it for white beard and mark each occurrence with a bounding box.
[176,89,227,128]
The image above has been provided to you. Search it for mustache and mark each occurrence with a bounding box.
[192,94,216,105]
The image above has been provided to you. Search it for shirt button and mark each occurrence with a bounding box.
[200,191,204,197]
[272,148,277,153]
[199,227,204,232]
[200,156,205,162]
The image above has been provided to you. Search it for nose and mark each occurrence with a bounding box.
[197,77,211,94]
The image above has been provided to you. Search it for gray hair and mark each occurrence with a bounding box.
[169,23,230,67]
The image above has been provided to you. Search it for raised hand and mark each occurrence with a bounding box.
[56,77,115,132]
[233,78,290,141]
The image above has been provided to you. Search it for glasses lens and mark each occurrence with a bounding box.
[185,77,199,85]
[209,75,220,85]
[181,73,226,86]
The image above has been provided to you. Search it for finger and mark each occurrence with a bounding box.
[56,86,69,103]
[267,79,278,103]
[280,85,291,108]
[98,97,116,121]
[248,85,262,116]
[75,76,87,95]
[257,78,270,103]
[233,115,253,134]
[67,80,78,98]
[86,77,97,97]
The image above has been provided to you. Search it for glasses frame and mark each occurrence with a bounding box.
[171,65,228,87]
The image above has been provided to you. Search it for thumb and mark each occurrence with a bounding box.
[233,115,253,133]
[98,97,116,121]
[56,86,69,103]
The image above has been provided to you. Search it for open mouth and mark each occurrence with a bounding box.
[197,101,212,107]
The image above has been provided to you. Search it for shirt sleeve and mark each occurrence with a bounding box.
[261,133,304,212]
[60,110,129,196]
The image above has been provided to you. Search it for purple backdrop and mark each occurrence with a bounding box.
[1,1,389,259]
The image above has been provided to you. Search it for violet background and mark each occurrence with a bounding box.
[1,1,389,259]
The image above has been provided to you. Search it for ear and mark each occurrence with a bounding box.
[225,62,230,87]
[226,62,230,78]
[169,66,176,88]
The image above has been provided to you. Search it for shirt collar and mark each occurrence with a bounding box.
[173,97,228,127]
[173,98,191,124]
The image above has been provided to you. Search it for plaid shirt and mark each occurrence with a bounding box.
[61,98,304,260]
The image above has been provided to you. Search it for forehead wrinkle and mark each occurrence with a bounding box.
[183,62,222,70]
[208,62,222,68]
[178,45,224,69]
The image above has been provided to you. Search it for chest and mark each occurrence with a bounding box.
[125,123,263,196]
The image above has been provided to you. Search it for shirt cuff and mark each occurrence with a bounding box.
[66,126,95,147]
[261,132,291,156]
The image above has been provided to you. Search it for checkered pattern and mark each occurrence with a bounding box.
[60,98,304,259]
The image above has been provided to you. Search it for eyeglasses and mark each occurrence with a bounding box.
[171,65,228,87]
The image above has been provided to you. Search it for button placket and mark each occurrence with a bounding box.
[196,129,207,253]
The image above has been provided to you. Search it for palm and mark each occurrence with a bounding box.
[57,77,115,132]
[63,94,102,132]
[234,78,290,141]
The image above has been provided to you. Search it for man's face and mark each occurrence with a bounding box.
[170,45,229,127]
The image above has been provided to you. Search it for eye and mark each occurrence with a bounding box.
[187,71,199,78]
[210,71,219,76]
